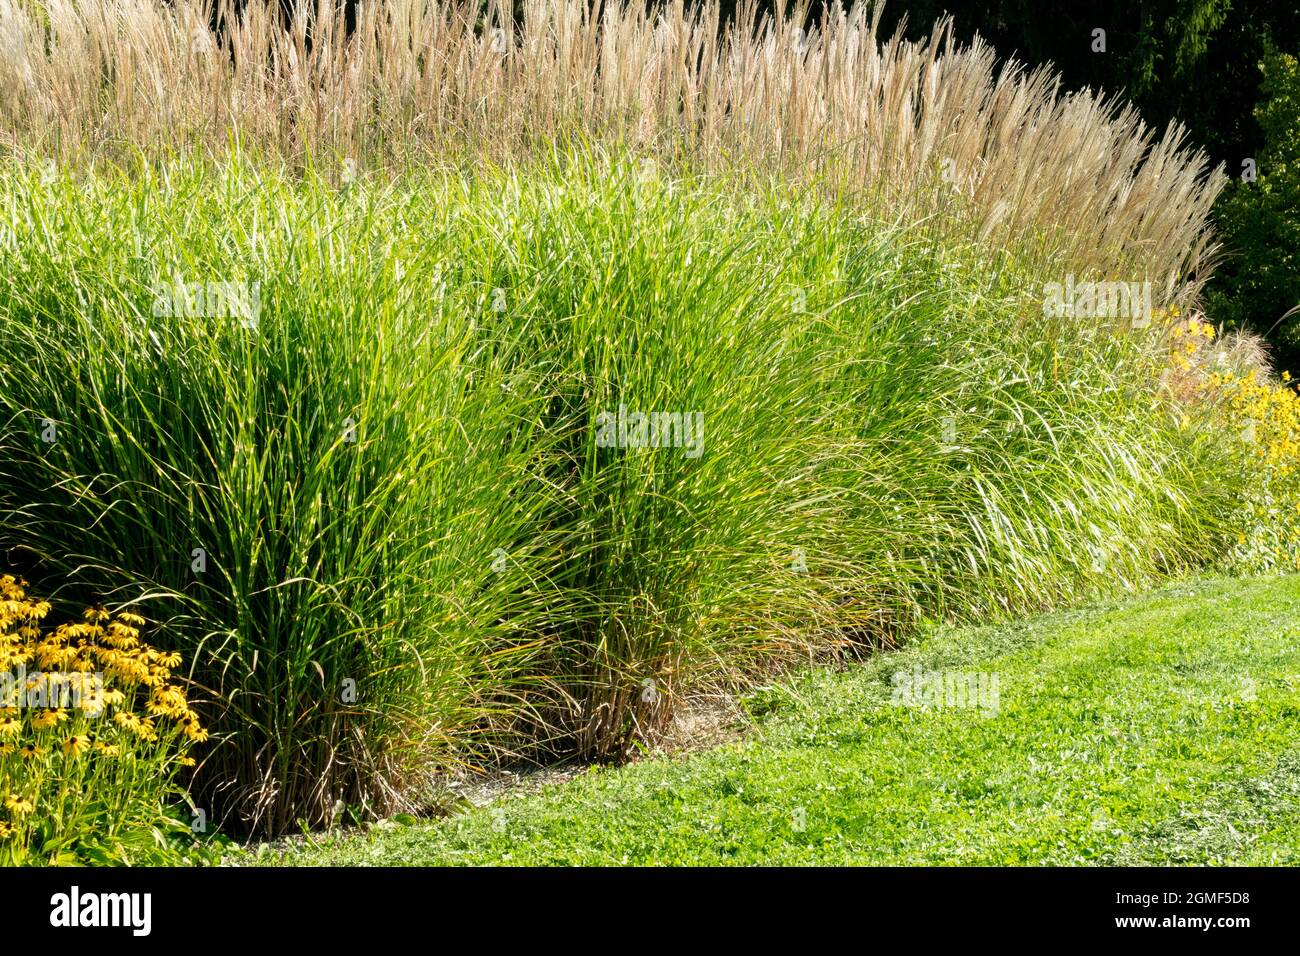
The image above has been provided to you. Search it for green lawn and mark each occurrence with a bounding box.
[258,574,1300,865]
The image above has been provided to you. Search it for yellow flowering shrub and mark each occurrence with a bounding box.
[1153,309,1300,572]
[1162,308,1217,375]
[0,574,211,865]
[1210,368,1300,571]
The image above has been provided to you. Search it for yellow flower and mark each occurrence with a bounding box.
[62,735,91,757]
[126,716,157,741]
[148,685,189,718]
[31,709,67,730]
[93,741,120,757]
[0,718,19,736]
[105,622,140,649]
[178,712,208,743]
[102,688,126,708]
[4,794,34,815]
[18,743,44,759]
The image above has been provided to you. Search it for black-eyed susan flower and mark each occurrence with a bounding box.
[178,712,208,743]
[155,651,182,669]
[2,581,201,858]
[148,685,188,718]
[129,717,157,741]
[4,795,34,815]
[102,688,126,708]
[31,709,67,730]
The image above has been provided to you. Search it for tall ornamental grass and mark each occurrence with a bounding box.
[0,152,1242,834]
[0,0,1222,304]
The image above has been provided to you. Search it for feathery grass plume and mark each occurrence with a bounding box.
[0,0,1222,305]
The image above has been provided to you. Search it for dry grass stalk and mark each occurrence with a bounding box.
[0,0,1224,301]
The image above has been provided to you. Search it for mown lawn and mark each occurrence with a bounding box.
[258,574,1300,865]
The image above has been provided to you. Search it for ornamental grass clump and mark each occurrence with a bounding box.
[0,154,1245,837]
[0,0,1257,845]
[0,574,207,864]
[0,157,575,836]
